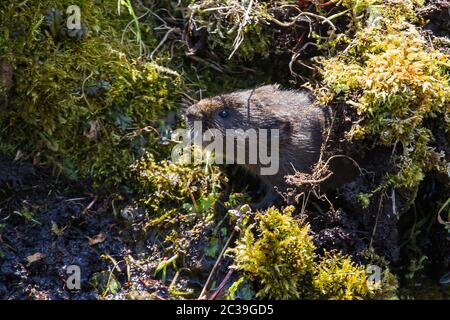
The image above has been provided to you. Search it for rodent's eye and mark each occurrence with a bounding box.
[218,109,229,118]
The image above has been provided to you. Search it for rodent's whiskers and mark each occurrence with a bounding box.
[213,119,226,135]
[207,127,215,138]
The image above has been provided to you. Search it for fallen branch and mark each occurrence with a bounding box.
[209,269,234,300]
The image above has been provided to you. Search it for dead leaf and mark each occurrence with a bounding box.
[14,150,23,162]
[51,221,66,236]
[84,120,101,140]
[88,232,106,246]
[26,252,45,265]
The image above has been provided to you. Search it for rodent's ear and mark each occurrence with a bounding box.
[278,119,292,141]
[272,117,291,143]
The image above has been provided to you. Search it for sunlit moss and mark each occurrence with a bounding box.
[129,153,227,270]
[312,251,398,300]
[319,11,449,192]
[342,0,423,28]
[312,252,374,300]
[230,206,315,299]
[229,206,399,300]
[0,1,180,188]
[131,153,224,226]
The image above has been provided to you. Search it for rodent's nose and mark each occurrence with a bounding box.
[186,109,203,122]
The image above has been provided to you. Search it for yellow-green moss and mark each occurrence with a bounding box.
[312,251,398,300]
[129,153,227,265]
[342,0,423,28]
[318,6,449,192]
[312,252,373,299]
[132,153,224,226]
[230,206,315,299]
[0,1,180,188]
[229,206,398,300]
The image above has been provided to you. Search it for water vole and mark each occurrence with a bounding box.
[186,84,337,207]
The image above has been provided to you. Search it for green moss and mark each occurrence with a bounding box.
[230,206,315,299]
[312,252,373,300]
[341,0,423,30]
[312,252,398,300]
[132,153,224,224]
[312,252,395,300]
[229,206,398,299]
[130,153,226,263]
[0,1,180,188]
[318,8,449,192]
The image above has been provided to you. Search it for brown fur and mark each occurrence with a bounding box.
[186,84,334,198]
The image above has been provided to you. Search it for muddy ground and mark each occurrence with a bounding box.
[0,155,173,299]
[0,151,449,300]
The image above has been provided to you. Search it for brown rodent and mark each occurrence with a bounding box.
[186,84,343,207]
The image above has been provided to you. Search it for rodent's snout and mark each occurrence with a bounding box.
[185,106,203,123]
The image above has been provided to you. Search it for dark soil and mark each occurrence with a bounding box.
[0,155,172,299]
[418,0,450,38]
[0,154,228,300]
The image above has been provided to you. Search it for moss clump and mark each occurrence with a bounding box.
[317,4,449,192]
[230,206,315,299]
[341,0,423,28]
[312,252,397,300]
[312,252,373,300]
[229,206,398,300]
[131,153,224,227]
[0,1,180,188]
[128,153,227,272]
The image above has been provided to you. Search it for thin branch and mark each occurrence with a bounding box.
[269,11,337,30]
[198,229,236,299]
